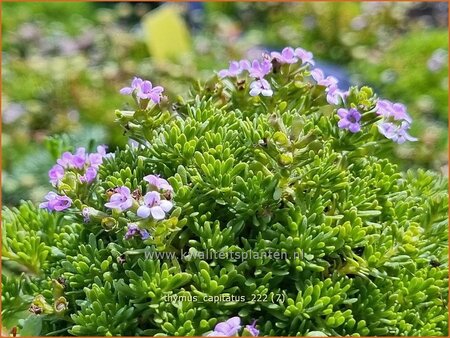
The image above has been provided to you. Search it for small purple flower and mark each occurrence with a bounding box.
[80,167,97,183]
[120,77,143,95]
[57,152,74,168]
[144,174,174,192]
[136,80,164,104]
[239,60,251,71]
[378,121,418,144]
[376,100,417,143]
[49,164,65,185]
[311,68,338,87]
[137,191,173,220]
[88,145,108,169]
[327,85,348,105]
[120,77,164,104]
[141,230,150,240]
[295,47,315,65]
[207,317,241,337]
[57,148,86,169]
[246,320,259,336]
[249,79,273,97]
[88,145,108,167]
[82,207,90,223]
[271,47,298,64]
[310,69,343,104]
[39,192,72,211]
[125,223,150,240]
[337,108,362,133]
[71,147,87,169]
[105,186,133,211]
[376,99,412,123]
[249,59,272,79]
[218,61,243,78]
[88,152,103,168]
[125,223,139,238]
[96,145,108,156]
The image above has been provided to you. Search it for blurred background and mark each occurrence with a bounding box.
[2,2,448,206]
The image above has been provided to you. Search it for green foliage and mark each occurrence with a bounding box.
[1,2,96,32]
[1,274,35,330]
[71,281,138,336]
[3,2,447,208]
[2,202,59,275]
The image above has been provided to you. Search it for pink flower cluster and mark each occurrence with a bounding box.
[41,145,109,212]
[217,46,316,98]
[217,46,350,105]
[376,99,417,144]
[336,99,417,143]
[310,68,348,105]
[104,174,174,240]
[216,46,416,143]
[49,145,108,186]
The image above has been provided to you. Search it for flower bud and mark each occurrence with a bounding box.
[29,295,53,314]
[273,131,290,147]
[278,101,288,112]
[279,153,293,166]
[269,113,283,131]
[52,278,65,299]
[101,217,119,232]
[82,207,108,223]
[57,173,78,198]
[54,297,68,315]
[115,109,135,120]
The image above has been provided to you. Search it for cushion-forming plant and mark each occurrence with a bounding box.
[2,46,448,336]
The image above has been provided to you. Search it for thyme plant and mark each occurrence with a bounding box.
[2,46,448,336]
